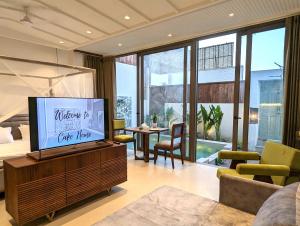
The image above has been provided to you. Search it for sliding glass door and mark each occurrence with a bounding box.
[114,22,286,162]
[115,54,138,150]
[238,27,286,152]
[142,46,191,159]
[196,33,237,164]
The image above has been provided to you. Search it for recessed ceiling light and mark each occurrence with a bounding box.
[124,15,130,20]
[59,41,64,44]
[168,33,173,37]
[86,30,92,34]
[118,43,123,47]
[229,13,234,17]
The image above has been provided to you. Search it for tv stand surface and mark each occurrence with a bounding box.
[27,141,114,161]
[4,143,127,225]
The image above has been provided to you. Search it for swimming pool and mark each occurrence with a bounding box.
[148,134,227,160]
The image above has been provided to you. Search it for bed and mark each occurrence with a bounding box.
[0,114,30,192]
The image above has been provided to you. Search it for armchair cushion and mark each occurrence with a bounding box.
[154,140,181,150]
[218,150,260,161]
[114,134,134,143]
[217,168,253,180]
[237,164,290,176]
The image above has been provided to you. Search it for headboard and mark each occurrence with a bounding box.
[0,114,29,140]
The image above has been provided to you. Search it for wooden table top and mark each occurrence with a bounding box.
[125,127,169,134]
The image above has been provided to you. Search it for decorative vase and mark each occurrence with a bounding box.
[152,122,158,128]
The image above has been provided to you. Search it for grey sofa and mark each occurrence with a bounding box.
[220,174,299,226]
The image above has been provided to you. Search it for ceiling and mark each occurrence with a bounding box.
[0,0,299,56]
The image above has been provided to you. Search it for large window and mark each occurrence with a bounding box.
[196,34,237,164]
[143,47,191,158]
[115,54,137,128]
[248,28,285,151]
[114,22,286,163]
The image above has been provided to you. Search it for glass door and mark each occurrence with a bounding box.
[142,47,191,159]
[115,54,138,151]
[236,27,286,152]
[196,33,238,164]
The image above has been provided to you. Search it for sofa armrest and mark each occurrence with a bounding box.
[219,174,281,215]
[237,164,290,176]
[218,150,260,161]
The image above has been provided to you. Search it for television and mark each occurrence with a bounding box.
[28,97,108,151]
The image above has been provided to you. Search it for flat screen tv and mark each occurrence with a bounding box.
[28,97,109,151]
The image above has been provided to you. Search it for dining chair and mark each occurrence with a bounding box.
[112,119,137,159]
[154,123,185,169]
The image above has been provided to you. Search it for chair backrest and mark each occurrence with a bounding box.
[261,141,300,185]
[171,123,184,147]
[113,119,126,131]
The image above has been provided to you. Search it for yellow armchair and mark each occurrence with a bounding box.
[217,141,300,186]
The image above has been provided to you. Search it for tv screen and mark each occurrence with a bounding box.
[29,97,108,151]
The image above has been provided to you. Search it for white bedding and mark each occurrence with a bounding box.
[0,140,30,168]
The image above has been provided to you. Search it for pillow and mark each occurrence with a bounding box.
[0,127,14,144]
[19,124,30,140]
[253,182,300,226]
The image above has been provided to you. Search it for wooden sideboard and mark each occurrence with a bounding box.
[4,143,127,225]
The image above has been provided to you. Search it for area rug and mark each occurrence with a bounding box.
[93,186,254,226]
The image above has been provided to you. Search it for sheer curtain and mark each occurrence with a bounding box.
[0,57,95,124]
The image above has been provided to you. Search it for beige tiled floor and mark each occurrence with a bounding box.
[0,154,219,226]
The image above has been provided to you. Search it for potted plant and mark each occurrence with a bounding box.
[151,112,158,128]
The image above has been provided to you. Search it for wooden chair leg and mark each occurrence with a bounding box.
[170,151,175,169]
[180,147,184,165]
[154,147,158,164]
[164,150,167,161]
[133,140,137,160]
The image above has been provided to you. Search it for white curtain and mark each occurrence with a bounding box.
[0,58,95,123]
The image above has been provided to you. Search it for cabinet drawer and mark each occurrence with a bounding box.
[17,173,66,225]
[101,145,126,163]
[66,151,101,171]
[66,163,102,205]
[101,157,127,189]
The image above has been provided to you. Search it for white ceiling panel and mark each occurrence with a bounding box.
[123,0,177,19]
[82,0,148,27]
[169,0,213,10]
[37,0,124,34]
[0,19,74,48]
[79,0,300,56]
[0,0,298,52]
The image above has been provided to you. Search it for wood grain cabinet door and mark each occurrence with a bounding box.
[101,146,127,189]
[65,151,102,205]
[16,160,66,225]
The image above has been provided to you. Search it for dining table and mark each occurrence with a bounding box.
[124,127,169,162]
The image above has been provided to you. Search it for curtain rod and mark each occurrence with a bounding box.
[74,50,103,58]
